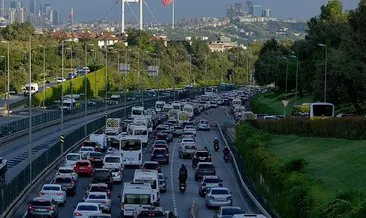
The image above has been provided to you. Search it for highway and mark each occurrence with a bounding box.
[13,106,258,217]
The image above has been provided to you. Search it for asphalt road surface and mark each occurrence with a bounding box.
[14,106,256,218]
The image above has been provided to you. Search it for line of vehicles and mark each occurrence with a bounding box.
[23,87,267,218]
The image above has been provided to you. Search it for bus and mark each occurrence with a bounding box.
[155,101,165,113]
[119,137,143,166]
[292,103,335,120]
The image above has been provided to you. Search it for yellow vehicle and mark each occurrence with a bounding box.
[292,103,334,120]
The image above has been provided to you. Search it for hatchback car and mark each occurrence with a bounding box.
[158,173,167,193]
[110,167,123,184]
[192,150,212,168]
[74,160,93,176]
[141,161,161,173]
[195,162,216,181]
[56,167,78,180]
[199,176,223,197]
[92,168,113,190]
[214,206,246,218]
[27,197,59,218]
[73,202,102,218]
[205,187,232,208]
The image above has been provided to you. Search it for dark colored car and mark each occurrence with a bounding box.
[52,175,77,196]
[155,132,168,141]
[27,197,59,218]
[194,162,216,181]
[173,126,184,137]
[192,150,212,168]
[88,152,104,168]
[141,161,161,173]
[92,169,113,190]
[150,148,169,164]
[161,130,173,142]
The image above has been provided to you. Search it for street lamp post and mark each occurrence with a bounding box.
[90,49,97,98]
[28,36,33,180]
[189,54,192,98]
[290,55,299,105]
[318,43,328,102]
[105,48,108,117]
[38,45,46,112]
[1,41,9,116]
[65,47,73,97]
[61,42,65,154]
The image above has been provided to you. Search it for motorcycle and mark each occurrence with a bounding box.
[179,182,186,193]
[224,153,229,162]
[214,142,219,152]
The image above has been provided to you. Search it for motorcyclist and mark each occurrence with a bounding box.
[213,137,219,145]
[223,146,230,155]
[179,164,188,183]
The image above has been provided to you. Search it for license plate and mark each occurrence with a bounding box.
[79,167,85,169]
[35,209,47,212]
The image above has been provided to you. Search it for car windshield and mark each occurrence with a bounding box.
[121,140,141,151]
[89,194,107,199]
[54,177,72,183]
[43,186,60,191]
[144,163,158,169]
[222,208,244,215]
[200,120,209,124]
[153,149,166,155]
[105,157,120,163]
[89,153,102,158]
[78,205,99,211]
[31,200,52,206]
[199,164,213,169]
[132,110,143,115]
[124,194,151,204]
[58,169,73,174]
[66,155,80,161]
[196,152,208,157]
[184,145,196,149]
[212,189,229,195]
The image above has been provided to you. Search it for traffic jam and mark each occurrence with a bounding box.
[24,86,265,218]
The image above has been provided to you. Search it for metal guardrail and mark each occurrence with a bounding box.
[217,123,272,218]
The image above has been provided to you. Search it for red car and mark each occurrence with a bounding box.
[73,160,93,176]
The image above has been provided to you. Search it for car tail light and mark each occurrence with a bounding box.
[121,203,124,209]
[57,193,64,196]
[28,206,34,211]
[74,212,82,216]
[48,206,55,211]
[103,201,108,204]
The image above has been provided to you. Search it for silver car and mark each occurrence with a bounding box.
[214,206,245,218]
[27,197,59,218]
[84,192,112,213]
[205,187,232,208]
[158,173,167,193]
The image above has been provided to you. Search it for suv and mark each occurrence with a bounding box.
[133,205,171,218]
[27,197,59,217]
[173,126,183,137]
[92,168,113,190]
[199,176,223,197]
[150,148,169,164]
[52,175,77,196]
[192,150,211,168]
[178,143,196,159]
[141,161,161,173]
[195,162,216,181]
[87,183,111,198]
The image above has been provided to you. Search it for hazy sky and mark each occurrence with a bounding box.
[28,0,359,23]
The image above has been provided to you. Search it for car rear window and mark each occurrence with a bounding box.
[212,189,229,195]
[90,186,108,192]
[89,153,102,158]
[196,152,208,157]
[78,205,99,211]
[54,177,72,183]
[89,194,107,199]
[198,164,213,169]
[105,157,120,163]
[43,186,60,191]
[76,162,89,166]
[222,208,244,215]
[144,163,159,169]
[66,155,80,161]
[58,169,73,174]
[94,171,110,177]
[204,178,220,183]
[31,200,52,206]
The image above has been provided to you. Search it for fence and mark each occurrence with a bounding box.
[0,88,203,216]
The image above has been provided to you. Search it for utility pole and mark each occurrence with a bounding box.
[139,0,143,30]
[28,36,32,181]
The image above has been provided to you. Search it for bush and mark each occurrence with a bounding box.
[249,118,366,140]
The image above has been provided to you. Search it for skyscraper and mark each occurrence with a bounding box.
[10,0,23,9]
[52,9,59,25]
[0,0,5,17]
[246,1,253,14]
[30,0,37,14]
[252,5,262,17]
[262,9,271,17]
[43,4,51,16]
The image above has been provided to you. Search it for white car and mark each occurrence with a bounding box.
[73,202,102,218]
[83,67,90,73]
[110,167,123,183]
[184,125,196,136]
[79,146,95,158]
[198,119,210,131]
[232,214,267,218]
[215,206,246,218]
[56,77,66,83]
[205,187,232,208]
[84,192,112,213]
[65,153,83,168]
[39,184,66,205]
[181,137,195,144]
[56,167,78,180]
[103,155,123,169]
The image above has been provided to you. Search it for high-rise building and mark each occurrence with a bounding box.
[252,5,262,17]
[234,3,242,16]
[226,6,235,19]
[262,9,271,17]
[10,0,22,9]
[9,6,24,23]
[43,4,51,16]
[0,0,5,17]
[246,1,253,14]
[52,9,59,25]
[30,0,37,14]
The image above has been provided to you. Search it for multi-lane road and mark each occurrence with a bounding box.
[12,106,259,217]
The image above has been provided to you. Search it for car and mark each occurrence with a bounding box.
[133,205,171,218]
[39,184,66,205]
[68,71,77,79]
[87,183,111,198]
[87,152,104,168]
[74,160,93,176]
[110,167,123,184]
[56,77,66,83]
[192,150,212,168]
[64,153,83,168]
[161,130,173,142]
[27,197,59,218]
[232,214,266,218]
[181,137,195,144]
[89,215,112,218]
[182,132,195,140]
[205,187,232,208]
[198,119,210,131]
[150,148,169,165]
[141,161,161,173]
[84,192,112,213]
[184,125,197,136]
[52,175,77,196]
[92,168,113,190]
[155,132,168,141]
[79,146,95,159]
[195,162,216,181]
[88,99,98,106]
[103,154,123,169]
[56,167,78,180]
[178,143,196,159]
[158,173,167,193]
[173,126,184,137]
[82,141,101,152]
[152,143,169,153]
[199,176,223,197]
[83,66,90,73]
[214,206,246,218]
[9,86,17,95]
[73,202,102,218]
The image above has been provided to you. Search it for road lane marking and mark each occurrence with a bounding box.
[170,139,178,216]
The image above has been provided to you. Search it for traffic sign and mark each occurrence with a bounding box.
[105,112,108,118]
[281,100,289,107]
[60,135,64,144]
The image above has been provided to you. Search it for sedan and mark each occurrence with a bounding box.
[184,125,197,136]
[27,197,59,218]
[84,192,111,213]
[74,160,93,176]
[52,175,77,196]
[205,187,232,209]
[56,167,78,180]
[199,176,223,197]
[56,77,66,83]
[141,161,161,173]
[39,184,66,205]
[215,206,246,218]
[150,148,169,165]
[158,173,167,193]
[73,202,102,218]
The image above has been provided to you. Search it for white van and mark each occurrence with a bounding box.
[120,182,153,217]
[103,155,123,169]
[23,83,38,95]
[64,153,83,168]
[131,107,145,119]
[155,101,165,113]
[128,125,149,145]
[133,169,160,206]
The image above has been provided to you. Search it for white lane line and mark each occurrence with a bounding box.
[170,140,178,216]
